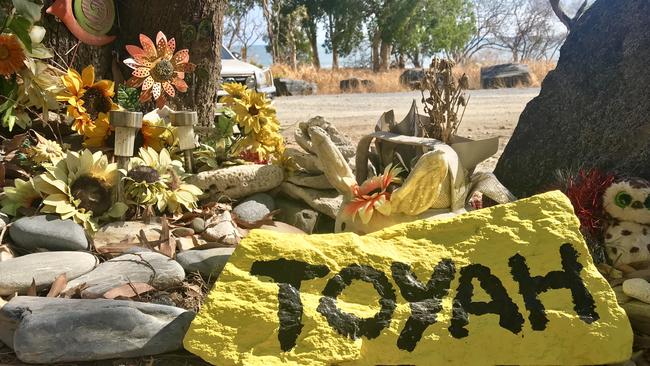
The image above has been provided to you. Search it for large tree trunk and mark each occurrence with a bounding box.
[379,41,392,71]
[43,0,227,126]
[305,19,321,69]
[371,31,381,72]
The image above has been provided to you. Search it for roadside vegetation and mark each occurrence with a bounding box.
[271,59,557,94]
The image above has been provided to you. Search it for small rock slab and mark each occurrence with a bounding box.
[480,63,533,88]
[9,215,88,252]
[93,221,162,255]
[184,191,632,365]
[276,196,319,234]
[64,252,185,298]
[176,248,235,278]
[0,296,194,364]
[233,193,275,223]
[0,252,98,296]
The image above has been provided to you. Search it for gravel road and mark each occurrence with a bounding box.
[276,87,540,171]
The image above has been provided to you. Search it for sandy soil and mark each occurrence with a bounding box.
[276,88,540,171]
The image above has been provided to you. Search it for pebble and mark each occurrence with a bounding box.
[0,296,194,364]
[0,252,97,295]
[623,278,650,304]
[191,217,206,233]
[93,221,162,255]
[9,215,88,252]
[172,227,195,237]
[233,193,275,223]
[276,197,319,234]
[202,212,241,245]
[175,248,235,278]
[64,252,185,299]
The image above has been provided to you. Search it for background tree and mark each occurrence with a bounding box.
[490,0,564,62]
[321,0,365,69]
[224,0,264,61]
[449,0,508,63]
[42,0,227,125]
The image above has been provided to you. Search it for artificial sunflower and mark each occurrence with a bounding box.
[228,87,276,134]
[124,32,195,108]
[343,164,403,224]
[141,115,175,152]
[127,147,201,215]
[0,178,42,217]
[26,133,65,165]
[0,34,26,76]
[221,82,248,100]
[57,66,118,145]
[33,150,126,232]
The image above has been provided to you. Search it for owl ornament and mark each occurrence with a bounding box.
[603,178,650,265]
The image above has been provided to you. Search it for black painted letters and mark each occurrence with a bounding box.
[391,259,456,351]
[250,259,330,351]
[509,243,600,330]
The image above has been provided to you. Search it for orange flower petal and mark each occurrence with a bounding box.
[126,45,145,59]
[133,67,151,78]
[142,76,154,91]
[81,65,95,87]
[172,49,189,65]
[123,58,141,70]
[167,38,176,54]
[139,34,157,57]
[162,81,175,97]
[152,82,162,100]
[172,78,188,92]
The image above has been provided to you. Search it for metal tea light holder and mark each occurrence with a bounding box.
[172,111,198,173]
[110,110,143,203]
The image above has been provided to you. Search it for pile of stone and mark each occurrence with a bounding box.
[0,214,238,363]
[281,117,356,233]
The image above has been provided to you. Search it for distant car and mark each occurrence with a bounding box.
[219,46,275,98]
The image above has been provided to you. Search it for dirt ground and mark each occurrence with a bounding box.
[276,88,540,172]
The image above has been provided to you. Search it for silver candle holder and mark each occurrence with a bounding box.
[171,111,198,173]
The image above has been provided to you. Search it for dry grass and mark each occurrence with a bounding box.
[271,60,557,94]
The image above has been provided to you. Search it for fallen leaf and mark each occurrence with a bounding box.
[27,278,37,296]
[159,216,177,259]
[184,284,203,298]
[103,282,155,299]
[63,283,88,299]
[46,273,67,298]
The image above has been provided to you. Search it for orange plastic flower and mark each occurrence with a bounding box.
[0,34,26,76]
[343,165,403,224]
[124,32,195,108]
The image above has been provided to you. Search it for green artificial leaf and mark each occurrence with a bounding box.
[105,202,128,218]
[12,0,41,23]
[0,79,18,113]
[8,15,32,51]
[116,85,141,112]
[27,42,53,59]
[3,108,17,131]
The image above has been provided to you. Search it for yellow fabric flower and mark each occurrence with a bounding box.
[0,178,41,217]
[57,66,118,146]
[141,117,174,152]
[27,135,65,164]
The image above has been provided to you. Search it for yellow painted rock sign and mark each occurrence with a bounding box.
[184,191,632,365]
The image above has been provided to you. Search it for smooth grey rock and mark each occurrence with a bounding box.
[123,246,153,254]
[0,252,98,296]
[340,78,374,92]
[191,217,206,233]
[274,78,317,96]
[93,221,162,255]
[480,63,533,88]
[172,227,195,237]
[64,252,185,298]
[0,296,194,364]
[276,197,319,234]
[175,248,235,278]
[287,173,334,190]
[494,0,650,197]
[201,212,241,245]
[399,69,425,89]
[233,193,275,223]
[9,215,88,252]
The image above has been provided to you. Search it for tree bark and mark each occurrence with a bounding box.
[379,41,392,71]
[371,31,381,72]
[43,0,226,126]
[305,19,320,69]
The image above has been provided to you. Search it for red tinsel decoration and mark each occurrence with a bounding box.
[239,150,269,165]
[563,169,615,238]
